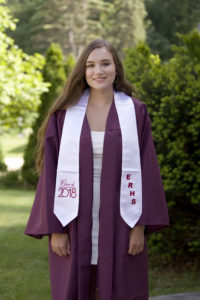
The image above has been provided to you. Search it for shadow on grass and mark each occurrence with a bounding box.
[9,145,26,154]
[0,203,31,213]
[0,225,50,300]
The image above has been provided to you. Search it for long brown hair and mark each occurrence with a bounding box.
[36,39,133,173]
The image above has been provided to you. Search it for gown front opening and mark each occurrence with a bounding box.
[91,130,105,265]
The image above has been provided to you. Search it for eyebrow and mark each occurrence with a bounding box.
[86,59,111,63]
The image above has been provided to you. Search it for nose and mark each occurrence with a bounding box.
[94,64,103,74]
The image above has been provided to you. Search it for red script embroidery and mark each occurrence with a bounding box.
[58,179,77,198]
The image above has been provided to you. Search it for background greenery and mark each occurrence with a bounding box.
[0,0,200,296]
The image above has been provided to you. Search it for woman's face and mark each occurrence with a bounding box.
[85,46,116,92]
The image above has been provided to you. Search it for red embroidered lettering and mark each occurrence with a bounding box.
[126,174,131,180]
[58,187,69,198]
[128,182,133,188]
[58,179,77,198]
[131,199,136,205]
[130,191,135,196]
[71,187,77,198]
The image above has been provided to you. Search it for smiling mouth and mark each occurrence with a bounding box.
[93,77,106,80]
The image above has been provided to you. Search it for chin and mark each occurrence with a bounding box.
[90,84,114,92]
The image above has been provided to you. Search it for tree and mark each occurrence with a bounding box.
[6,0,110,57]
[101,0,147,58]
[0,0,49,132]
[6,0,46,54]
[64,53,76,77]
[124,42,169,119]
[22,43,66,186]
[7,0,147,58]
[145,0,200,59]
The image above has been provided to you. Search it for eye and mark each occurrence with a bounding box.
[102,62,110,66]
[86,64,94,68]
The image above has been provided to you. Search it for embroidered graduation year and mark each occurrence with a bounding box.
[58,179,77,198]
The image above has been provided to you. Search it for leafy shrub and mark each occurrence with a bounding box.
[124,30,200,264]
[0,171,22,188]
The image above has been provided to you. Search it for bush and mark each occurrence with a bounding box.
[0,170,22,188]
[124,30,200,264]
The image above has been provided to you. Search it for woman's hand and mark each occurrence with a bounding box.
[128,226,144,256]
[51,233,71,257]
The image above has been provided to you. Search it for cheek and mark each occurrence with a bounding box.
[107,66,116,78]
[85,69,92,82]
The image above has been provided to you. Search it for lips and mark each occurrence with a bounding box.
[93,77,106,81]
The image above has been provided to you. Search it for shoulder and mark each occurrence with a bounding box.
[52,109,66,121]
[46,109,66,139]
[131,97,149,123]
[50,109,66,126]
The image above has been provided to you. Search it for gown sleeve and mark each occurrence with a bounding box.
[24,110,68,239]
[134,101,170,234]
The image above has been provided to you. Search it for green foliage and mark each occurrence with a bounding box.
[124,42,168,117]
[145,0,200,59]
[0,170,22,188]
[64,53,76,77]
[0,0,49,132]
[101,0,147,58]
[124,30,200,263]
[0,144,7,171]
[6,0,147,58]
[6,0,103,56]
[22,43,66,187]
[6,0,46,54]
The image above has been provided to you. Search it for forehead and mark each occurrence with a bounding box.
[86,46,114,62]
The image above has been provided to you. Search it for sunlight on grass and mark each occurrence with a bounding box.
[1,133,28,158]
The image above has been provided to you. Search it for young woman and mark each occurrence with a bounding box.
[25,39,169,300]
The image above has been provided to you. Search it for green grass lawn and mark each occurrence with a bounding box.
[0,189,199,299]
[149,264,200,296]
[1,133,28,158]
[0,189,50,300]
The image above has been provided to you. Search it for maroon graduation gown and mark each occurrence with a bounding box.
[25,97,169,300]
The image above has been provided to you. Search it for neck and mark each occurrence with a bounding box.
[88,88,114,107]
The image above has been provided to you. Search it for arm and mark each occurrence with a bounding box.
[24,111,69,239]
[133,101,169,235]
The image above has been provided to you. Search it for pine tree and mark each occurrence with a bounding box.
[101,0,147,58]
[64,53,76,77]
[22,43,66,186]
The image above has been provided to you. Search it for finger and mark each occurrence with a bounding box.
[53,247,63,256]
[52,244,66,256]
[58,243,68,256]
[128,244,140,255]
[129,246,144,255]
[61,248,68,256]
[128,245,136,255]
